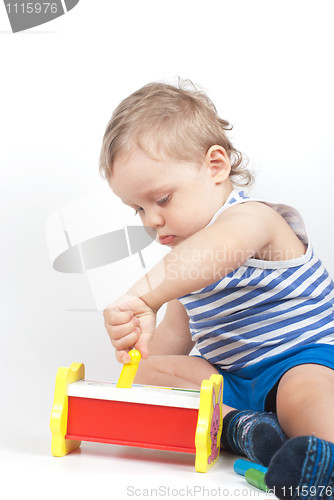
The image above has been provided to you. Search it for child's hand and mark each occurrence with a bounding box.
[103,293,157,363]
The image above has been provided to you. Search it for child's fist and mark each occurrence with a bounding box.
[103,293,157,363]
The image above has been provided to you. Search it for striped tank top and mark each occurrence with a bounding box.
[178,189,334,372]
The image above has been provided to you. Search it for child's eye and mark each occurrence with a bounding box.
[133,196,170,215]
[156,195,170,205]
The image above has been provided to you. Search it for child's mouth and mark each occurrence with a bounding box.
[159,235,176,245]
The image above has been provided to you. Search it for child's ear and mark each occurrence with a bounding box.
[205,145,231,183]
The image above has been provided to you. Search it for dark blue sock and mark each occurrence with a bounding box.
[221,410,287,466]
[265,436,334,500]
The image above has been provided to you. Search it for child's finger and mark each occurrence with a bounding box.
[115,349,131,364]
[111,330,141,351]
[105,316,139,340]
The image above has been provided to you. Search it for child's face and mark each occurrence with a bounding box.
[110,146,230,248]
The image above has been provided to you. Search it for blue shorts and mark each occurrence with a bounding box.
[204,344,334,412]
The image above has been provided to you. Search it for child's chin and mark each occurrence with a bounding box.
[168,241,179,248]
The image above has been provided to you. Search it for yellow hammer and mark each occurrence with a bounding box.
[116,349,142,388]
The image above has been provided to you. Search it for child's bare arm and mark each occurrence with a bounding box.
[104,203,273,361]
[129,203,277,310]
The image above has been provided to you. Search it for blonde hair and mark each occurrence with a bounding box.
[99,79,254,187]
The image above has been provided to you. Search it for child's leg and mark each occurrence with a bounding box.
[135,355,286,465]
[135,354,233,408]
[265,364,334,499]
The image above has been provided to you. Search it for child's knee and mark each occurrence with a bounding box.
[277,369,310,412]
[277,365,334,412]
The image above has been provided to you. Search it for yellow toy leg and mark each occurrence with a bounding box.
[116,349,141,388]
[195,374,223,473]
[50,362,85,457]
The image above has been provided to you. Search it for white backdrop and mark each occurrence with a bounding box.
[0,1,333,495]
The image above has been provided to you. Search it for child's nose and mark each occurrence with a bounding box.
[145,210,164,228]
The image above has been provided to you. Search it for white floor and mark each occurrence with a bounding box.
[0,416,277,500]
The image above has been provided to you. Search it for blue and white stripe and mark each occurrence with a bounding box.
[178,190,334,372]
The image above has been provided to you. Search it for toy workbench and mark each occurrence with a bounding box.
[50,350,223,473]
